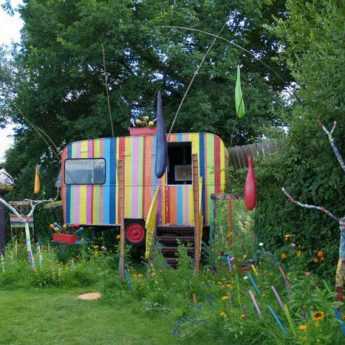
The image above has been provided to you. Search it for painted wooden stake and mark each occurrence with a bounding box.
[117,159,126,281]
[0,193,5,256]
[227,198,233,245]
[248,289,262,318]
[192,154,201,273]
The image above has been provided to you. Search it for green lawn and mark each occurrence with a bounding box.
[0,289,177,345]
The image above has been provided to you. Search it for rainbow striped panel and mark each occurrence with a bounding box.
[62,133,227,226]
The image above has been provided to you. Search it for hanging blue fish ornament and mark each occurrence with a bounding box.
[154,91,168,178]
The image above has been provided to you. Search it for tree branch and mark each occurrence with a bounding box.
[321,121,345,174]
[281,187,339,221]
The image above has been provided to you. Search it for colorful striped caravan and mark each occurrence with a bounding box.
[60,133,228,227]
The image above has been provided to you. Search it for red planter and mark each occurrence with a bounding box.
[129,127,157,136]
[52,233,78,245]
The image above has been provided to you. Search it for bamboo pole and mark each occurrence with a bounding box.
[117,160,125,281]
[192,154,201,273]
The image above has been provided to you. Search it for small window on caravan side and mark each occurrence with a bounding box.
[167,142,192,185]
[65,159,106,185]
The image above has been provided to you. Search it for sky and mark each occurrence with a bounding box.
[0,0,23,162]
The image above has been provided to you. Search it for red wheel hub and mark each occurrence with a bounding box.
[125,223,145,244]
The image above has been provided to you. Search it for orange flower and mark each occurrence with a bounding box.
[316,250,325,259]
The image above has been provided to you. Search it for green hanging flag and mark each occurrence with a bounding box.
[235,65,246,118]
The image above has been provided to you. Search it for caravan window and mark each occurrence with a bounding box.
[65,159,106,185]
[167,142,192,185]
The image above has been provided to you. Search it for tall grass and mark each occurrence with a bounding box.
[125,201,345,345]
[0,241,115,289]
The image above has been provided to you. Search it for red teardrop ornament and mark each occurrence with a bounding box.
[244,155,257,210]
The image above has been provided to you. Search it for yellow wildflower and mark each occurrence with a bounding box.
[221,295,230,301]
[284,234,293,242]
[219,311,227,318]
[116,234,120,240]
[298,324,307,332]
[312,311,325,321]
[281,252,288,261]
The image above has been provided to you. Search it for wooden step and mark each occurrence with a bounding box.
[156,235,194,245]
[165,257,178,268]
[161,246,194,257]
[156,225,194,236]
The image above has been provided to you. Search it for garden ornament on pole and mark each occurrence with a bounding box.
[244,155,257,211]
[282,121,345,301]
[154,91,168,179]
[0,198,47,270]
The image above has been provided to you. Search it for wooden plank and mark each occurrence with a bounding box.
[227,198,233,245]
[117,159,125,281]
[192,154,201,273]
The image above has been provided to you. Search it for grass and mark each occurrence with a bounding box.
[1,202,345,345]
[0,289,177,345]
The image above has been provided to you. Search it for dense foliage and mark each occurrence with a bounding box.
[255,0,345,275]
[0,0,289,197]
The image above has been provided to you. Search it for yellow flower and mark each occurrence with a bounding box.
[221,295,230,301]
[219,311,227,318]
[296,250,302,257]
[298,324,307,332]
[226,283,233,288]
[116,234,120,240]
[312,311,325,321]
[284,234,293,241]
[240,314,246,320]
[281,252,288,260]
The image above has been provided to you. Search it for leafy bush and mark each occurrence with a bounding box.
[254,1,345,277]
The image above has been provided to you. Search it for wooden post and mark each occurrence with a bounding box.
[0,193,5,256]
[227,198,233,245]
[192,154,201,273]
[117,160,125,281]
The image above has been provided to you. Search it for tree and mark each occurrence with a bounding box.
[255,0,345,275]
[5,0,289,197]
